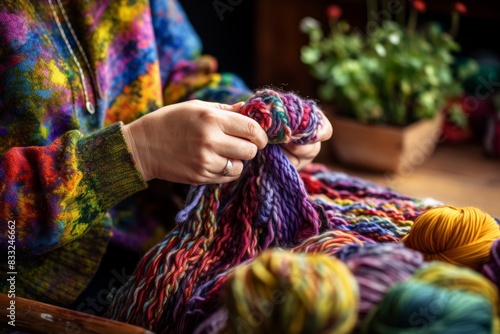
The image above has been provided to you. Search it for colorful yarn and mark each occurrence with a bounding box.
[336,243,424,325]
[240,90,321,145]
[403,206,500,270]
[299,165,435,243]
[413,262,499,317]
[363,280,494,334]
[105,90,438,333]
[483,239,500,289]
[193,308,228,334]
[106,89,327,333]
[223,249,359,334]
[292,230,371,256]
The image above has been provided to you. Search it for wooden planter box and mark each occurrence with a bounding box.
[329,113,444,173]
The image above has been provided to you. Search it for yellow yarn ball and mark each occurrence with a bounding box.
[224,249,359,334]
[403,206,500,270]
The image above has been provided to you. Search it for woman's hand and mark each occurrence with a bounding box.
[280,110,333,170]
[122,100,268,185]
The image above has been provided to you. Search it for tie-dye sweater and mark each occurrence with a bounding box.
[0,0,251,305]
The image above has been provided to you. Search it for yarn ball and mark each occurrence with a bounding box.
[240,89,321,144]
[413,261,499,314]
[483,238,500,289]
[336,243,424,324]
[363,280,494,334]
[223,249,359,334]
[292,230,369,256]
[402,206,500,270]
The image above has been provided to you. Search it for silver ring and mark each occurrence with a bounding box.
[220,158,233,176]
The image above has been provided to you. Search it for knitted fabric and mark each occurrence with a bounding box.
[300,166,431,242]
[0,0,252,305]
[106,90,433,333]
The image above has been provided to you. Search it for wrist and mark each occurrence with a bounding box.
[122,122,148,181]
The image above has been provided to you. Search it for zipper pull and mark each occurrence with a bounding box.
[86,101,95,114]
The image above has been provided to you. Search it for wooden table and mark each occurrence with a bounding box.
[316,142,500,218]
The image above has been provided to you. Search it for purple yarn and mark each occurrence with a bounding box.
[257,145,323,246]
[280,92,321,145]
[482,239,500,288]
[193,308,228,334]
[336,243,424,323]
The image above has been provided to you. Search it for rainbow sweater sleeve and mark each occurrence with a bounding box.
[0,0,251,305]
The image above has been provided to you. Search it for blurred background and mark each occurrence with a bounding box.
[180,0,500,216]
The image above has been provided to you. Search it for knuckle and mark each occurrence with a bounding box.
[191,166,209,184]
[193,124,218,149]
[198,108,216,123]
[246,120,258,138]
[197,154,212,171]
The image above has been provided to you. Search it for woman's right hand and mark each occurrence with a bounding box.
[122,100,268,185]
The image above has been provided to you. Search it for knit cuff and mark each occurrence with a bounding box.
[76,122,147,210]
[0,214,112,306]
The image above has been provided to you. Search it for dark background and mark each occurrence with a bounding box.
[180,0,500,98]
[179,1,255,85]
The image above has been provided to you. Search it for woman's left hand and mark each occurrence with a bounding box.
[280,110,333,170]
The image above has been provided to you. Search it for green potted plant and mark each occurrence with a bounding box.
[300,1,477,173]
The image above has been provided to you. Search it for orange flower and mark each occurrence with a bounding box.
[412,0,427,13]
[454,2,468,14]
[327,5,342,20]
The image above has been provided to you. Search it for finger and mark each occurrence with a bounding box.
[281,142,321,170]
[204,101,244,113]
[219,112,269,149]
[206,157,244,179]
[213,135,259,161]
[231,101,246,112]
[284,142,321,161]
[316,110,333,142]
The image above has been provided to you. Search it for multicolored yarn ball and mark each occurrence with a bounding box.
[413,261,499,315]
[335,243,424,325]
[105,89,328,333]
[363,280,494,334]
[292,230,371,256]
[223,249,359,334]
[483,239,500,289]
[403,206,500,270]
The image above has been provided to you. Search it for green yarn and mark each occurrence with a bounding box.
[412,262,499,315]
[362,280,494,334]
